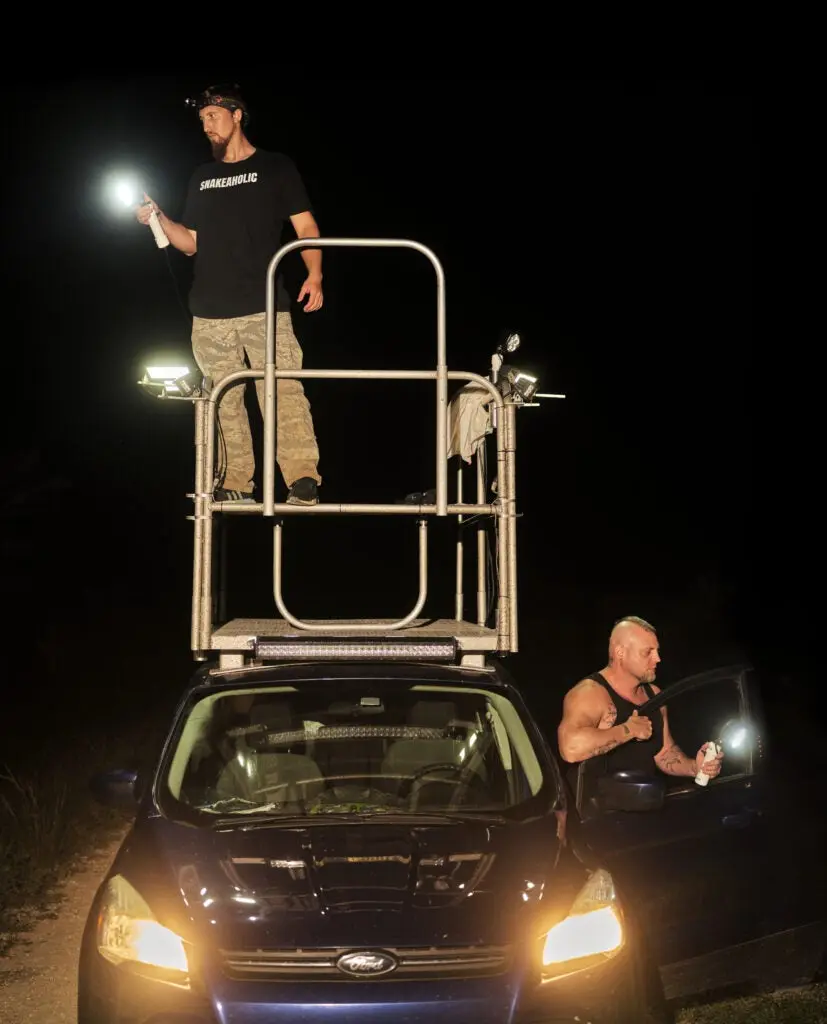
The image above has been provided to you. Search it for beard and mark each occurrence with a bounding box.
[208,133,230,160]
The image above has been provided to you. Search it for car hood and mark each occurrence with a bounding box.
[120,811,580,950]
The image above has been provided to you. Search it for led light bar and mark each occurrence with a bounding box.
[254,637,458,661]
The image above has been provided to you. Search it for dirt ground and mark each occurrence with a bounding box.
[0,829,128,1024]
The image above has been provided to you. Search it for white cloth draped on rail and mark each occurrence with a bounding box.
[447,382,494,463]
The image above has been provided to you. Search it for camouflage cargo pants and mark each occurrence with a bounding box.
[191,311,321,493]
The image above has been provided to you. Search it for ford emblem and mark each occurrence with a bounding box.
[336,950,398,977]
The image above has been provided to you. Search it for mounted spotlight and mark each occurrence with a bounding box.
[496,332,521,356]
[138,365,206,399]
[496,365,539,404]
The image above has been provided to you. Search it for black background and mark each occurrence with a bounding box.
[2,77,776,769]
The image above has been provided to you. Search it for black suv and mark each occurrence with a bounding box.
[78,659,825,1023]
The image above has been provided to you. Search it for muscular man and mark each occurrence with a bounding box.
[137,83,322,505]
[558,616,724,781]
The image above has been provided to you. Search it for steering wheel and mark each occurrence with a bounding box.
[397,762,476,808]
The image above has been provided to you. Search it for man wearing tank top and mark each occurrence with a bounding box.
[557,616,724,780]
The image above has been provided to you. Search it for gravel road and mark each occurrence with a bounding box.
[0,830,128,1024]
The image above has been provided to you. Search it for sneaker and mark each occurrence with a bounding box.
[286,477,319,506]
[214,488,256,503]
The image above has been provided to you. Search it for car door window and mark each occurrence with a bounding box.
[661,672,751,793]
[573,670,753,814]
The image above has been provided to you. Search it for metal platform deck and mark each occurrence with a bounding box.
[211,617,499,669]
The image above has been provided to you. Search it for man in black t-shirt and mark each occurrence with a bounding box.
[136,83,322,505]
[557,615,724,781]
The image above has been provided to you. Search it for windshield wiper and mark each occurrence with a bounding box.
[413,810,508,825]
[208,808,509,830]
[209,813,353,829]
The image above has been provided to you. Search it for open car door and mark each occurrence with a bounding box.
[571,664,782,998]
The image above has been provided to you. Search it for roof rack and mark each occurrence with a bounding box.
[140,238,562,669]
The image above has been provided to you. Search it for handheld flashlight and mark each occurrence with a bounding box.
[145,202,170,248]
[139,194,170,249]
[695,720,749,787]
[694,742,722,787]
[110,177,169,248]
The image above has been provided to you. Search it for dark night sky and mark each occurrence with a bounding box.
[2,76,765,757]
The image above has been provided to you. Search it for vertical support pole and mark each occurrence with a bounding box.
[496,409,510,651]
[504,402,518,653]
[455,463,464,620]
[476,449,487,628]
[200,393,217,651]
[191,396,207,654]
[263,278,277,517]
[435,260,448,517]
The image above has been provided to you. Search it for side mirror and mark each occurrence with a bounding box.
[597,769,666,813]
[90,768,141,808]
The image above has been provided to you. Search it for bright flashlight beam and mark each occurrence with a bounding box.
[115,181,136,207]
[105,173,141,211]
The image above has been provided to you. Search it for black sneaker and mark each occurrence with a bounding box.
[214,488,255,503]
[286,477,319,506]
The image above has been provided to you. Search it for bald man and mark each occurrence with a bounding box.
[557,615,724,782]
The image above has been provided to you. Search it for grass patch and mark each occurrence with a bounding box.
[0,715,166,955]
[677,984,827,1023]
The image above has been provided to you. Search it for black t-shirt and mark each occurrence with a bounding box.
[182,149,313,319]
[565,672,664,796]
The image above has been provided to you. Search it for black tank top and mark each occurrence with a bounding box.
[566,672,664,798]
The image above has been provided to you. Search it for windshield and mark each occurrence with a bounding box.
[162,679,550,820]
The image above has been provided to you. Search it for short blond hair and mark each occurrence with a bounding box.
[608,616,658,663]
[612,615,657,635]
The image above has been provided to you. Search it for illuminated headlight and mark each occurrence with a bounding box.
[97,875,190,978]
[540,868,624,972]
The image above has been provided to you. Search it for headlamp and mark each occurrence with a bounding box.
[185,83,249,125]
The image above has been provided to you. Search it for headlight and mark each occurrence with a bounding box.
[97,875,190,977]
[540,868,624,971]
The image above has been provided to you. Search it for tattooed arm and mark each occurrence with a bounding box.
[654,705,697,776]
[558,680,638,763]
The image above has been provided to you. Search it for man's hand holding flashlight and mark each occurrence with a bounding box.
[694,742,724,779]
[135,193,161,226]
[134,193,193,254]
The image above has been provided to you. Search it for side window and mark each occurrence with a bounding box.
[662,675,750,792]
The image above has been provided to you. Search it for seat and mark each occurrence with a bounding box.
[216,751,325,805]
[214,700,324,805]
[380,700,487,803]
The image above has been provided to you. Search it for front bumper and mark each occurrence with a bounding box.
[79,943,645,1024]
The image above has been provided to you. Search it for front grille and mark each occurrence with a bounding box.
[220,944,512,981]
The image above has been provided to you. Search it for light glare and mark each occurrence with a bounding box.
[542,906,623,965]
[116,181,136,207]
[147,366,190,381]
[130,918,189,973]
